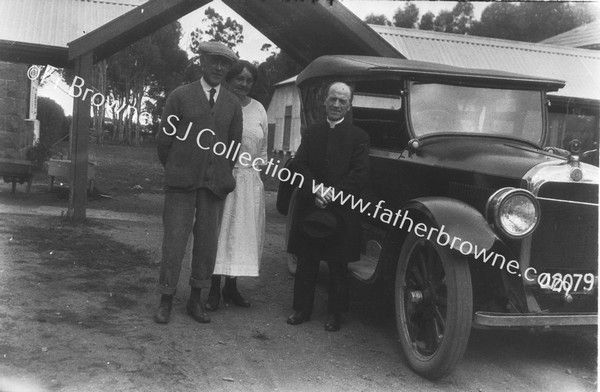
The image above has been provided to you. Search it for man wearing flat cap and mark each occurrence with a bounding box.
[154,41,242,324]
[287,81,370,331]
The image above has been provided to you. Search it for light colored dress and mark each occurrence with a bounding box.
[214,98,268,276]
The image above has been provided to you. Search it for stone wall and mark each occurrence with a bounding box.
[0,61,32,159]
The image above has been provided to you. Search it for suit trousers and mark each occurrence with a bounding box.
[158,188,224,295]
[292,256,349,316]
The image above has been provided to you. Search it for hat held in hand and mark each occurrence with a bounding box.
[302,208,341,241]
[197,41,239,63]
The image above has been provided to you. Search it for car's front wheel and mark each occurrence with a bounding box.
[395,226,472,380]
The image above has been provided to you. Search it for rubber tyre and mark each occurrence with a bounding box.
[395,228,473,380]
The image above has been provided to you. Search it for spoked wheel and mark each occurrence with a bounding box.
[395,228,472,380]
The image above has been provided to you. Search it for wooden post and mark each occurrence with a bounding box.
[68,51,93,220]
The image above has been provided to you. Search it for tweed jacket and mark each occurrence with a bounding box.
[287,118,370,263]
[157,79,243,199]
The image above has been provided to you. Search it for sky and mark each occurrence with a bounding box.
[38,0,590,113]
[178,0,490,63]
[41,0,490,112]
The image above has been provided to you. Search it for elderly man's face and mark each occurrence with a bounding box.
[201,54,233,86]
[324,83,352,122]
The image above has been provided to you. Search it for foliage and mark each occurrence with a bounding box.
[373,1,595,41]
[393,1,420,28]
[429,2,474,34]
[419,11,435,31]
[185,10,305,110]
[470,2,596,42]
[254,50,304,109]
[451,2,475,35]
[432,9,454,33]
[364,13,390,26]
[190,6,244,62]
[107,22,188,144]
[28,96,70,170]
[143,23,190,136]
[37,97,69,147]
[25,141,53,171]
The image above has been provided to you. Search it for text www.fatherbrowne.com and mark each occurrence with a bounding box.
[313,182,525,278]
[162,119,585,294]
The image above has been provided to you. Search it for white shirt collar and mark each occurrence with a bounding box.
[327,117,345,129]
[200,77,220,100]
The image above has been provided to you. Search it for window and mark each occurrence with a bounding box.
[301,79,406,150]
[409,82,544,145]
[548,106,599,165]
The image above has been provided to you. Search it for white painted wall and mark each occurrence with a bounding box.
[266,81,302,154]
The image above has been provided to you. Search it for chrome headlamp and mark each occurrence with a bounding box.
[486,188,540,239]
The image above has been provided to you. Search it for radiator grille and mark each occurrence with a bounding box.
[530,186,598,270]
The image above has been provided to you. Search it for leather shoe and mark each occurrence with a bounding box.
[186,300,211,323]
[286,311,310,325]
[324,313,341,332]
[222,287,251,307]
[154,295,172,324]
[205,295,220,311]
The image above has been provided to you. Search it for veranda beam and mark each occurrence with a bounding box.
[68,0,211,63]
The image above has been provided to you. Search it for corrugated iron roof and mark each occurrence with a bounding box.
[0,0,146,49]
[370,24,600,101]
[540,20,600,49]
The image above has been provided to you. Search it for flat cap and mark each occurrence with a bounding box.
[197,41,239,63]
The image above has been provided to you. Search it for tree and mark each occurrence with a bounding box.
[254,50,303,109]
[471,2,596,42]
[91,61,107,144]
[433,9,454,33]
[190,6,244,63]
[430,2,474,34]
[144,23,190,136]
[450,2,475,34]
[393,2,419,28]
[419,11,435,31]
[364,13,390,26]
[469,2,525,40]
[37,97,68,147]
[107,21,188,145]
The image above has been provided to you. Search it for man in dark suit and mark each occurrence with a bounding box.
[286,82,370,331]
[154,42,243,324]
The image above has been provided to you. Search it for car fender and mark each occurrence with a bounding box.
[401,197,501,258]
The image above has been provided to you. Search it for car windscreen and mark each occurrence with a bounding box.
[409,82,544,145]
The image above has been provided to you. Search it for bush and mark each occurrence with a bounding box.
[25,141,53,171]
[37,97,69,146]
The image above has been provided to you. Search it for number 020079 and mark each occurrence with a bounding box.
[537,272,596,295]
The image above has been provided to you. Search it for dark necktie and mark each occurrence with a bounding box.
[209,88,216,108]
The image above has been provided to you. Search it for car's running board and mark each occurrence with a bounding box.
[473,311,598,327]
[349,257,377,281]
[348,240,381,282]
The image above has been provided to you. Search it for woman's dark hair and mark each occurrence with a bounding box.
[225,60,258,83]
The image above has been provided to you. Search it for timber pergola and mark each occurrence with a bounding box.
[66,0,401,219]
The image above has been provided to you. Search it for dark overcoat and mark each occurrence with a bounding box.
[287,118,370,263]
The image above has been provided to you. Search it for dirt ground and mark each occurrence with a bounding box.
[0,162,597,392]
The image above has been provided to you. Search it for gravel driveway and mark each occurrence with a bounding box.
[0,189,596,392]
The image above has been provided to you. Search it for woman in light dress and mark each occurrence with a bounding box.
[206,60,268,310]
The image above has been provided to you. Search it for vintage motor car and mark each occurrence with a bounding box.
[277,55,599,379]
